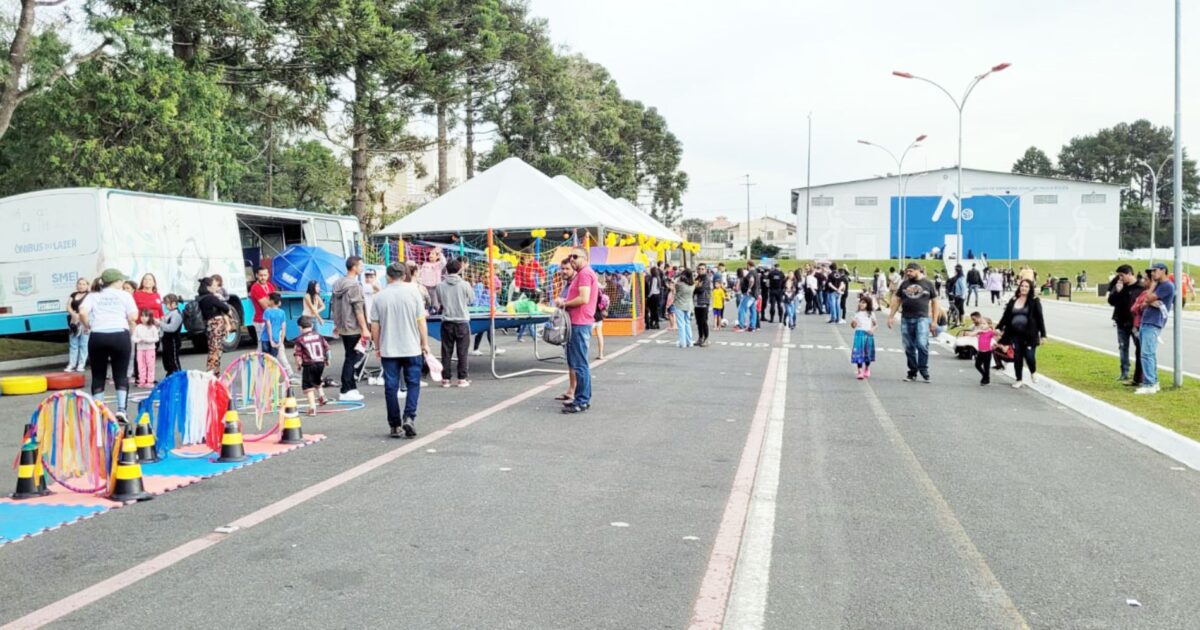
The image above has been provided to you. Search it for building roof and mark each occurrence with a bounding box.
[789,166,1126,195]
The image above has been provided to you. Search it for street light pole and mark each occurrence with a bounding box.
[858,134,926,270]
[894,63,1010,261]
[743,174,756,262]
[1134,156,1171,265]
[1172,0,1183,388]
[977,191,1020,269]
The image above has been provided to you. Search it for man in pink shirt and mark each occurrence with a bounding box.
[555,247,599,414]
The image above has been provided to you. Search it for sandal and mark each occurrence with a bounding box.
[554,394,571,401]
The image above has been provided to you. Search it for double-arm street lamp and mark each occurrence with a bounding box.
[857,134,926,268]
[1133,156,1172,265]
[893,63,1011,260]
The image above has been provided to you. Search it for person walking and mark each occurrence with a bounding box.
[79,269,138,422]
[826,266,846,324]
[370,263,430,438]
[645,267,663,330]
[673,269,696,348]
[1107,265,1142,382]
[66,277,91,372]
[887,263,940,383]
[996,279,1047,389]
[986,267,1004,304]
[556,247,599,414]
[435,258,475,388]
[966,264,983,307]
[330,256,370,402]
[694,264,712,347]
[1133,263,1175,395]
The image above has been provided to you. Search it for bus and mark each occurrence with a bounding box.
[0,188,362,349]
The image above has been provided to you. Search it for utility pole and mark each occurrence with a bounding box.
[744,174,756,261]
[1172,0,1184,388]
[805,113,812,249]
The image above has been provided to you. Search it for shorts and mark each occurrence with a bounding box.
[713,308,724,318]
[301,364,325,391]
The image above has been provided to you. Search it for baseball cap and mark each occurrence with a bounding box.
[905,262,921,270]
[364,268,376,276]
[100,268,126,284]
[1151,262,1169,272]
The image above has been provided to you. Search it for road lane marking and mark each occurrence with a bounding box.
[688,327,784,630]
[724,328,790,629]
[834,326,1032,629]
[3,337,655,630]
[1047,334,1199,379]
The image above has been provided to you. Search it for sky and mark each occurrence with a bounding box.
[524,0,1198,224]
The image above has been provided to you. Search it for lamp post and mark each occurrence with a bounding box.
[894,63,1011,261]
[858,134,926,270]
[977,191,1019,269]
[1134,156,1171,265]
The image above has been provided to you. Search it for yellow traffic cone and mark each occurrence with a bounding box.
[217,408,248,463]
[279,397,304,445]
[110,436,152,502]
[134,412,160,464]
[11,428,48,500]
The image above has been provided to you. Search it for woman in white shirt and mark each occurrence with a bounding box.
[79,268,139,421]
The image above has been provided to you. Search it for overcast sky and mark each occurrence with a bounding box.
[525,0,1198,223]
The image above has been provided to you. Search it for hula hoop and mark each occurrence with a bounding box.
[297,400,365,414]
[27,391,122,496]
[222,352,289,431]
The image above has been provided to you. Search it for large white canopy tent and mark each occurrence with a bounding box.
[550,175,678,243]
[376,157,678,240]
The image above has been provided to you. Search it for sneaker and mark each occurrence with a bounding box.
[442,380,451,388]
[402,418,417,438]
[904,374,917,382]
[980,380,990,386]
[921,374,931,383]
[339,390,364,402]
[1134,385,1160,395]
[855,368,864,380]
[496,348,507,355]
[1029,373,1038,384]
[1012,381,1023,389]
[1117,374,1130,381]
[561,404,587,414]
[470,350,484,356]
[389,426,402,439]
[458,380,471,388]
[864,367,871,378]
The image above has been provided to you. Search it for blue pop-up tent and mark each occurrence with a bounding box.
[271,245,346,292]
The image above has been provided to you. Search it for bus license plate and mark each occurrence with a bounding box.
[37,300,60,312]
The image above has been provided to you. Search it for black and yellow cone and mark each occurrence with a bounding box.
[11,431,48,500]
[217,408,248,463]
[134,412,160,464]
[279,397,304,445]
[110,436,152,502]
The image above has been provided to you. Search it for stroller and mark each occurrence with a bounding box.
[355,338,383,386]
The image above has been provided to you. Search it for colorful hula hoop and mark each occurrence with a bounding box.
[25,391,121,496]
[297,400,365,414]
[222,352,289,431]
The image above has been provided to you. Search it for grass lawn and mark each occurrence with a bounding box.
[0,338,68,362]
[1066,290,1200,311]
[1036,340,1200,442]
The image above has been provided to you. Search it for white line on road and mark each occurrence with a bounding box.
[724,328,790,629]
[1048,334,1200,380]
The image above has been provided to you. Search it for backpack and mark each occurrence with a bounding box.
[182,300,205,333]
[595,292,610,318]
[542,308,571,346]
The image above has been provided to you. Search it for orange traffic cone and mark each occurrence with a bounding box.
[279,397,303,445]
[134,412,160,464]
[11,427,48,500]
[110,435,152,502]
[217,408,248,463]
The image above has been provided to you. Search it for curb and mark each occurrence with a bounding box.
[1042,298,1200,321]
[1002,366,1200,472]
[0,354,68,373]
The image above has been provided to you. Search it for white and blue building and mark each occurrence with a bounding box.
[790,167,1122,261]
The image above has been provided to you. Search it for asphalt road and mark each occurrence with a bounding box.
[1,312,1200,629]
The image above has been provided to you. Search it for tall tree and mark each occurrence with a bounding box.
[1011,146,1055,177]
[273,0,423,231]
[0,1,110,141]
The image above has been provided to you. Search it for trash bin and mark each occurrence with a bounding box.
[1056,277,1072,301]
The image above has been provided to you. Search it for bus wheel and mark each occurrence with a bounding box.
[222,301,245,352]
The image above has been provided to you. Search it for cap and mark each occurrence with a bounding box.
[364,268,376,276]
[1151,262,1169,271]
[100,268,126,284]
[905,262,921,270]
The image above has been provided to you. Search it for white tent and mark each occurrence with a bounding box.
[549,175,634,234]
[585,187,679,242]
[377,158,617,236]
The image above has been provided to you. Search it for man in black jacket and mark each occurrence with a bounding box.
[766,265,785,323]
[1107,264,1142,382]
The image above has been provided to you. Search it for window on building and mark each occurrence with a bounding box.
[1081,193,1106,204]
[1033,194,1058,204]
[855,196,877,206]
[812,196,834,207]
[765,231,775,241]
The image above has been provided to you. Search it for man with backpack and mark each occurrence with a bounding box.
[555,247,599,414]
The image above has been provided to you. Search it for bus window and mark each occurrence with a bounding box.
[313,219,344,257]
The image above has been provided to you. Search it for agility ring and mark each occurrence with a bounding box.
[222,353,289,432]
[296,400,365,414]
[25,390,122,495]
[138,370,231,458]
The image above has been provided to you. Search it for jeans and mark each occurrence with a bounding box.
[1140,325,1162,386]
[826,292,842,322]
[341,334,363,393]
[382,356,423,426]
[68,331,89,369]
[967,286,980,306]
[516,323,533,341]
[749,296,760,329]
[785,298,797,328]
[566,323,592,406]
[900,316,931,377]
[676,309,694,347]
[1116,326,1133,379]
[738,295,753,329]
